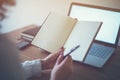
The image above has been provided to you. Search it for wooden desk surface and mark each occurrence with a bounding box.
[5,26,120,80]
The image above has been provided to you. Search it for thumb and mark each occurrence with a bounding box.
[60,55,72,66]
[55,54,64,65]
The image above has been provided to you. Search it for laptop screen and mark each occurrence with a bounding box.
[68,3,120,45]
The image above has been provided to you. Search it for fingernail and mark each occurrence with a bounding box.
[60,50,63,55]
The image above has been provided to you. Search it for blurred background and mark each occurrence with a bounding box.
[1,0,120,33]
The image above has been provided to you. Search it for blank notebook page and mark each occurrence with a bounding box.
[64,21,102,62]
[32,12,77,53]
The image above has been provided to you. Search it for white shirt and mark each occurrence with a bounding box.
[21,59,42,79]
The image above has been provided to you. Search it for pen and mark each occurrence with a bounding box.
[64,45,80,57]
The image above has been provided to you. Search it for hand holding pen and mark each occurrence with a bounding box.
[51,45,80,80]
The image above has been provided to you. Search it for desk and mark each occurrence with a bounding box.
[5,26,120,80]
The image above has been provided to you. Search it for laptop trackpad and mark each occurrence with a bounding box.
[84,43,115,68]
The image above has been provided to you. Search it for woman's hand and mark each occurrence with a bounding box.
[50,54,73,80]
[41,47,64,70]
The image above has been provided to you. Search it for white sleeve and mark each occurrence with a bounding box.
[21,59,42,79]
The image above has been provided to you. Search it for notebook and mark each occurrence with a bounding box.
[68,2,120,68]
[31,12,102,59]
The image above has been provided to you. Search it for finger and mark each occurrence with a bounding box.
[59,47,64,55]
[51,47,64,60]
[44,48,61,61]
[49,47,64,57]
[67,55,72,62]
[55,54,64,65]
[43,47,65,63]
[64,55,72,62]
[60,55,72,65]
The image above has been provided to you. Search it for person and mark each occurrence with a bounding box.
[0,0,73,80]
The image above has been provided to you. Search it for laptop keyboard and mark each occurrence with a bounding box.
[88,43,115,59]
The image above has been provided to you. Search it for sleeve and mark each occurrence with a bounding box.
[21,59,42,79]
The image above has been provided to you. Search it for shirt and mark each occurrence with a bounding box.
[22,59,42,79]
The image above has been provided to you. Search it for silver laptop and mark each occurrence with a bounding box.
[68,2,120,68]
[84,28,120,67]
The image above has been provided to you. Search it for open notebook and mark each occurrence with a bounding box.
[32,12,102,61]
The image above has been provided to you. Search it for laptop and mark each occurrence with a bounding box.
[68,2,120,68]
[84,23,120,67]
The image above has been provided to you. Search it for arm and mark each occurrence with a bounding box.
[21,47,73,80]
[21,50,60,79]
